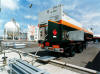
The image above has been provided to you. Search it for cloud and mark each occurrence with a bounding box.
[78,11,100,34]
[1,0,19,10]
[63,1,77,10]
[63,4,76,10]
[83,13,100,20]
[27,0,61,7]
[24,15,37,20]
[26,0,41,6]
[80,12,100,25]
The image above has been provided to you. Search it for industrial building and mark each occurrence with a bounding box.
[20,32,27,40]
[27,25,39,41]
[4,19,20,40]
[3,19,39,41]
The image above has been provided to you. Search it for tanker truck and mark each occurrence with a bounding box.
[38,5,93,56]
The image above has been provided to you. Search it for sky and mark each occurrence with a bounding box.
[0,0,100,35]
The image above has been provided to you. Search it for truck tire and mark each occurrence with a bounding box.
[64,47,69,57]
[69,46,75,57]
[64,46,75,57]
[77,44,83,53]
[83,43,86,49]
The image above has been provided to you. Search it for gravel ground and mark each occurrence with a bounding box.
[1,41,100,72]
[20,42,100,72]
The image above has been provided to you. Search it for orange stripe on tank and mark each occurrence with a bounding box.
[59,20,82,30]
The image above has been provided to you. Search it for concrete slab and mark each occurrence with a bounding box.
[38,56,56,62]
[38,64,80,74]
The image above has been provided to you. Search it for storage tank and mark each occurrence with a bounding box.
[4,19,20,40]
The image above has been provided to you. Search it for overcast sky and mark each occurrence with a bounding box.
[0,0,100,35]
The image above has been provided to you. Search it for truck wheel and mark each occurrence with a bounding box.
[69,46,75,57]
[70,50,75,57]
[64,52,69,57]
[77,45,83,53]
[83,43,86,49]
[64,47,69,57]
[64,46,75,57]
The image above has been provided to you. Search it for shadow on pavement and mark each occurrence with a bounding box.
[30,51,66,58]
[30,51,51,57]
[85,51,100,71]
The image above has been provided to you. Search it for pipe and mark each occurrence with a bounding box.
[11,48,40,58]
[50,60,98,74]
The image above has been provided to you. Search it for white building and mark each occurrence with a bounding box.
[34,26,39,41]
[27,25,39,41]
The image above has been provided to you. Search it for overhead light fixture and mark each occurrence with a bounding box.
[29,4,32,8]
